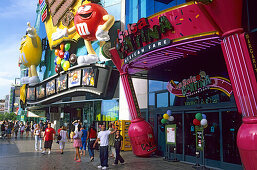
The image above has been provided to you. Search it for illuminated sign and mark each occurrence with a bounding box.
[167,71,233,97]
[117,17,174,59]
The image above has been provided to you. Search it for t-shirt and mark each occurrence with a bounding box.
[81,129,87,141]
[98,130,111,146]
[60,130,67,142]
[89,128,97,138]
[44,128,56,141]
[114,135,123,149]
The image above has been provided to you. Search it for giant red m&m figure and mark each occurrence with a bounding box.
[74,3,108,41]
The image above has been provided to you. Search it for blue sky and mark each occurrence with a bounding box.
[0,0,37,99]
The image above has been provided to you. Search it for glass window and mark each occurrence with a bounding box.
[157,92,168,108]
[149,80,168,92]
[101,99,119,121]
[149,93,155,108]
[170,93,175,106]
[222,111,242,164]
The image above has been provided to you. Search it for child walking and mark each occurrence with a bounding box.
[113,130,125,165]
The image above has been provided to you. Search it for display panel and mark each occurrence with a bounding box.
[56,74,67,92]
[36,84,45,99]
[46,79,55,96]
[82,67,98,87]
[68,69,81,88]
[27,87,35,101]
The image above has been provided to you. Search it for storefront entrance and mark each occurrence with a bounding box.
[154,107,242,169]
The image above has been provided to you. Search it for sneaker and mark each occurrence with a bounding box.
[41,151,46,154]
[121,162,125,165]
[102,167,107,170]
[48,151,51,155]
[97,165,102,169]
[35,149,38,151]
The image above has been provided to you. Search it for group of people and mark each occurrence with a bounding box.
[65,120,125,169]
[1,120,125,169]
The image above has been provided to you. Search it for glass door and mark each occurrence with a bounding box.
[184,111,220,165]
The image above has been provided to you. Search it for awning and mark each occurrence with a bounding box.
[124,34,221,75]
[27,110,46,118]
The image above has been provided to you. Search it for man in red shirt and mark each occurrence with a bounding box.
[42,123,56,154]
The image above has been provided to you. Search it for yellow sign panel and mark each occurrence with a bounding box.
[44,0,90,49]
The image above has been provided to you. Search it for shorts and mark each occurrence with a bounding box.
[44,140,53,149]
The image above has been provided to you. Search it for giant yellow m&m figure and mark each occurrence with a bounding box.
[19,22,42,85]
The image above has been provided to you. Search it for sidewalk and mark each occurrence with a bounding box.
[0,136,198,170]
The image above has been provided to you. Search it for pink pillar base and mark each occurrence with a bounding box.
[237,117,257,170]
[128,118,157,157]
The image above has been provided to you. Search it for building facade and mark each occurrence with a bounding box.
[109,0,257,169]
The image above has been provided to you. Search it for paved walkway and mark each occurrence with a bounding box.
[0,136,206,170]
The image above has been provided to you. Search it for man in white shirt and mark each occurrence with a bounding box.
[93,124,116,170]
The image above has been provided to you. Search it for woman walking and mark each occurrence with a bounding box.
[20,123,25,138]
[59,126,68,154]
[25,122,30,137]
[73,127,83,162]
[34,124,42,151]
[87,124,97,162]
[80,125,87,156]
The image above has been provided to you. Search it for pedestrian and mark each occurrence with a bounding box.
[20,122,25,138]
[80,125,87,156]
[113,130,125,165]
[13,122,20,139]
[25,122,30,137]
[1,121,6,138]
[73,127,83,162]
[59,126,68,154]
[42,123,56,155]
[108,123,115,158]
[93,124,117,170]
[6,122,12,139]
[87,124,97,162]
[34,124,42,151]
[39,120,44,130]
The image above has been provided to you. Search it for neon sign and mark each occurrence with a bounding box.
[116,16,174,59]
[167,71,233,97]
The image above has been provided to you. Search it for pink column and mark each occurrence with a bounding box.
[221,30,257,169]
[110,48,157,157]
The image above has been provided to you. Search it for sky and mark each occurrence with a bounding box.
[0,0,38,99]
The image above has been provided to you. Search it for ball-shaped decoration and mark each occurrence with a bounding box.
[55,49,59,56]
[195,113,202,121]
[200,119,208,126]
[167,110,172,116]
[161,118,167,124]
[56,57,62,65]
[60,43,65,51]
[168,116,174,121]
[69,54,77,64]
[59,50,64,59]
[64,51,70,61]
[202,114,206,119]
[193,119,200,126]
[54,57,57,65]
[55,64,62,73]
[63,61,70,71]
[61,59,66,68]
[203,124,208,129]
[65,43,71,51]
[163,113,169,120]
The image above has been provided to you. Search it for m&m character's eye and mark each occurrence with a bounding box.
[84,5,91,11]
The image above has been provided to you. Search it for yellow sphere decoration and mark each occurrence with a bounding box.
[163,113,169,120]
[63,61,70,71]
[20,34,42,67]
[56,57,62,65]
